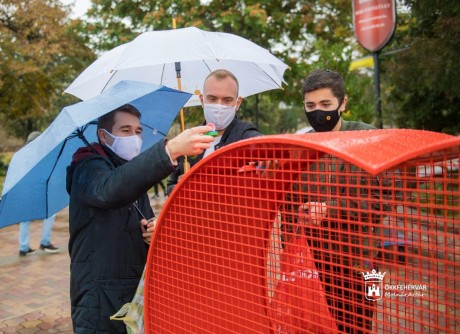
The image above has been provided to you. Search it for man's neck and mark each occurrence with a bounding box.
[332,118,342,132]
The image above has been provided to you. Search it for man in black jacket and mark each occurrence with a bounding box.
[167,69,262,194]
[66,104,215,333]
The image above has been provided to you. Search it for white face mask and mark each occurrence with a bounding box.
[103,129,142,161]
[203,103,237,130]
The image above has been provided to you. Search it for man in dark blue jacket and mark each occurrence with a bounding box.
[66,104,215,333]
[167,69,262,194]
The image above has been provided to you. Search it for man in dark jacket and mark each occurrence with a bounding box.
[283,69,381,333]
[66,104,215,333]
[167,69,262,195]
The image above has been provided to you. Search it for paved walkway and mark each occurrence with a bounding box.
[0,195,165,334]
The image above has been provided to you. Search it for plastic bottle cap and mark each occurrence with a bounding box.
[205,130,218,137]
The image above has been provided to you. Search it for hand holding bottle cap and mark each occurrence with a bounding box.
[205,123,218,137]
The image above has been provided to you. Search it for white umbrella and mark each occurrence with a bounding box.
[64,27,289,107]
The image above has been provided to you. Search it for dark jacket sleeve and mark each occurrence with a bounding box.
[72,139,176,210]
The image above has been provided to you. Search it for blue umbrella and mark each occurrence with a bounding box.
[0,80,191,228]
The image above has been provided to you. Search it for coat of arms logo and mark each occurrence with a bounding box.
[362,269,386,301]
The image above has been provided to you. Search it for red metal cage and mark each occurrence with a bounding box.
[145,129,460,333]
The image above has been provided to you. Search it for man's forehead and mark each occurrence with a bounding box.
[205,92,235,99]
[305,97,334,102]
[304,88,336,101]
[204,77,238,95]
[113,112,141,127]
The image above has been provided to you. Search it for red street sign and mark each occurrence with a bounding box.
[353,0,396,53]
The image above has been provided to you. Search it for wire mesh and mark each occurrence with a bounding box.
[145,129,460,334]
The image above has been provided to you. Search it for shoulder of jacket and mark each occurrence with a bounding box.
[74,154,114,171]
[235,119,260,134]
[66,154,113,194]
[342,120,376,131]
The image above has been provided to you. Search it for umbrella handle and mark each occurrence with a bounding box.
[178,105,188,173]
[176,74,188,173]
[179,108,186,132]
[172,19,189,173]
[184,157,190,174]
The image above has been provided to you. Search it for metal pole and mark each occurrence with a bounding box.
[255,94,259,128]
[373,52,383,129]
[172,18,190,173]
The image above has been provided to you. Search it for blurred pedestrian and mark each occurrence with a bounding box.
[18,131,59,256]
[19,215,59,256]
[152,180,166,199]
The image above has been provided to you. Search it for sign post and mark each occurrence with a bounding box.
[352,0,396,128]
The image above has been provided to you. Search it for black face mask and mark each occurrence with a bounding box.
[305,100,342,132]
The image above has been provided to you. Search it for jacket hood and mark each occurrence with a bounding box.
[66,143,109,194]
[70,143,108,165]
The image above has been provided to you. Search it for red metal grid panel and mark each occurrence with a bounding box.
[145,129,460,333]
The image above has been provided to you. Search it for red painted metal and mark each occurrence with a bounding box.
[145,129,460,333]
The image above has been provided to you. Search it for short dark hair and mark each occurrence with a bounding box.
[301,69,345,102]
[204,69,239,96]
[97,104,141,132]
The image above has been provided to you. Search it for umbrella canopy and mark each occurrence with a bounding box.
[0,80,191,228]
[64,27,289,106]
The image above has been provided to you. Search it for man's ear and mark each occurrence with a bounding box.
[236,96,242,111]
[199,94,204,108]
[97,128,109,145]
[340,96,348,113]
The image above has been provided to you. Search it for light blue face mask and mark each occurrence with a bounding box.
[103,129,142,161]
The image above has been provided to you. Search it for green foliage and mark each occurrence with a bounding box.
[239,94,304,134]
[344,71,375,124]
[0,0,95,139]
[384,1,460,133]
[0,153,10,177]
[9,0,458,138]
[410,172,459,219]
[275,105,304,134]
[82,0,378,132]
